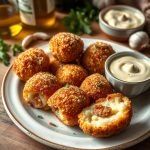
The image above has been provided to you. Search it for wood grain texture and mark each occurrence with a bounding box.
[0,12,150,150]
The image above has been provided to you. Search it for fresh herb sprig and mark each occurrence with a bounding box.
[0,39,23,66]
[0,39,10,66]
[63,1,99,35]
[11,44,23,56]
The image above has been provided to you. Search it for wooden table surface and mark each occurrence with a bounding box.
[0,12,150,150]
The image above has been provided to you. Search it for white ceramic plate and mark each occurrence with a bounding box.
[1,38,150,150]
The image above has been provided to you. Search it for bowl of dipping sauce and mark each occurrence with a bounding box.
[105,51,150,97]
[99,5,145,41]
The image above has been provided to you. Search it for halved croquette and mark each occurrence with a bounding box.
[23,72,61,110]
[47,85,90,126]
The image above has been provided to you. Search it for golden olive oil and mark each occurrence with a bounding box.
[18,0,56,29]
[0,4,22,38]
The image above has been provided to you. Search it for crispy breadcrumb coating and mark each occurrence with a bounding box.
[13,48,49,81]
[82,42,114,74]
[78,93,132,137]
[49,56,63,75]
[80,73,112,103]
[47,85,90,126]
[49,32,84,63]
[23,72,61,110]
[56,64,88,86]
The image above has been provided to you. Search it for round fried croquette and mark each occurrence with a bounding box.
[49,57,63,75]
[23,72,61,110]
[49,32,84,63]
[56,64,88,86]
[47,85,90,126]
[78,93,132,137]
[82,42,114,74]
[80,73,112,103]
[13,48,49,81]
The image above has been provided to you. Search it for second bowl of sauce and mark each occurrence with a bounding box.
[99,5,145,41]
[104,9,143,29]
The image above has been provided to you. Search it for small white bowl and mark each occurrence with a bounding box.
[105,51,150,97]
[99,5,145,41]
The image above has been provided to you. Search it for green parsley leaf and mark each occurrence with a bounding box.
[0,39,10,52]
[11,44,23,56]
[62,1,99,35]
[0,51,10,66]
[0,39,23,66]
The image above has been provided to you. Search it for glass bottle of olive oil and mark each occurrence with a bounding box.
[17,0,56,29]
[0,1,22,38]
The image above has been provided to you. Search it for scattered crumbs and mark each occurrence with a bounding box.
[73,132,77,135]
[37,115,44,119]
[49,122,58,127]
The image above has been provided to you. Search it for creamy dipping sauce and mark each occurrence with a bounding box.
[110,56,150,82]
[104,9,143,29]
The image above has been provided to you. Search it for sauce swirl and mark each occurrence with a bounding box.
[110,56,150,82]
[104,9,143,29]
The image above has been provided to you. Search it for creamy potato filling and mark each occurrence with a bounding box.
[55,109,74,125]
[83,96,128,127]
[27,93,47,108]
[55,109,65,120]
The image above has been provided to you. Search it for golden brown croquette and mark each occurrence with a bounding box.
[80,73,112,103]
[78,93,132,137]
[82,42,114,74]
[56,64,88,86]
[49,32,84,63]
[13,48,49,81]
[23,72,61,110]
[47,85,90,126]
[49,56,63,75]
